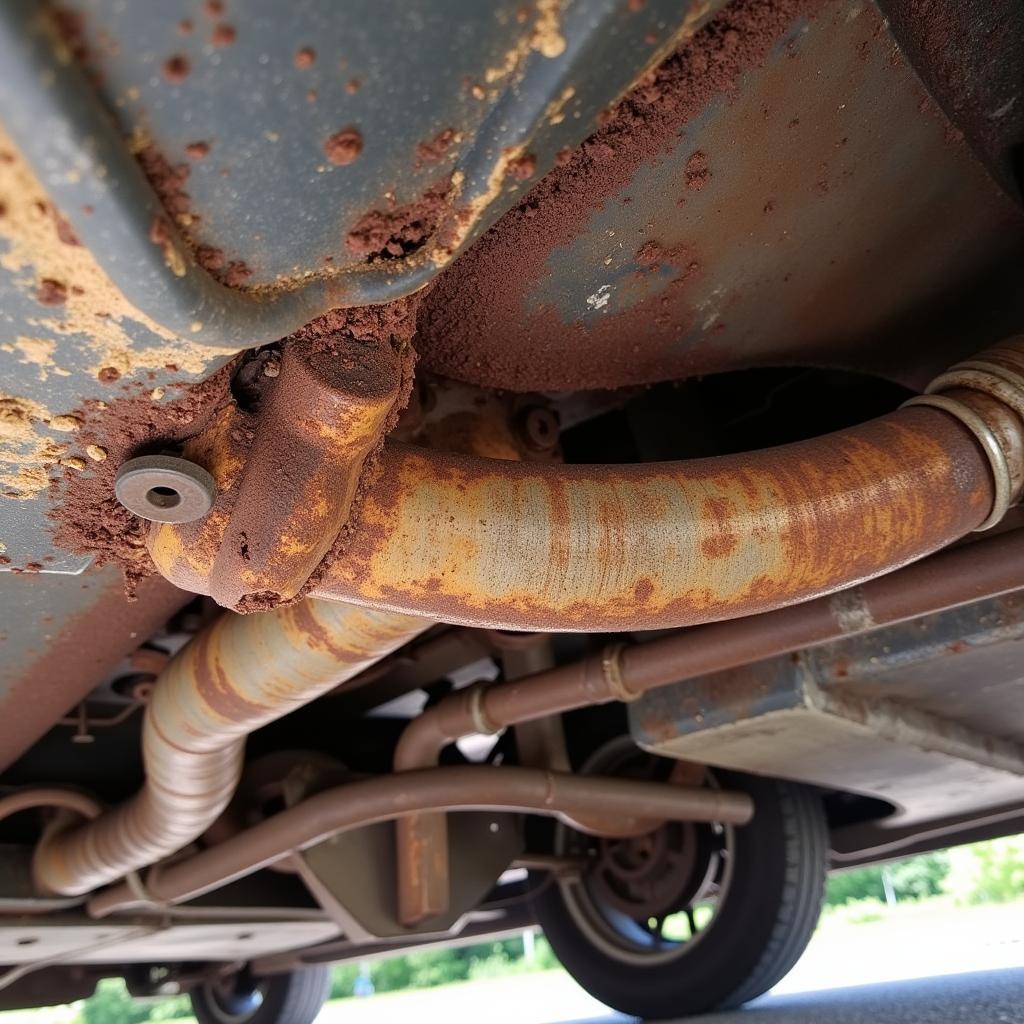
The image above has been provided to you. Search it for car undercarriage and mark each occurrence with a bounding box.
[1,0,1023,1019]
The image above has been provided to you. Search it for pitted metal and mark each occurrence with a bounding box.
[0,0,722,344]
[152,372,1010,630]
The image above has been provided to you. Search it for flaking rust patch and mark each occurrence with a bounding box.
[485,0,567,86]
[0,129,231,500]
[0,393,66,499]
[530,0,567,58]
[427,147,530,266]
[0,128,226,379]
[0,336,61,381]
[426,1,710,277]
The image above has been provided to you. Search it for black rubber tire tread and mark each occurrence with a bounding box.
[190,967,331,1024]
[718,779,826,1008]
[532,771,827,1020]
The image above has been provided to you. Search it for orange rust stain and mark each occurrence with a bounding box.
[701,495,736,525]
[633,577,654,604]
[287,599,340,656]
[186,628,268,723]
[701,532,738,559]
[700,494,739,559]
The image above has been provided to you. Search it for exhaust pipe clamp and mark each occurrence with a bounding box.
[903,393,1012,531]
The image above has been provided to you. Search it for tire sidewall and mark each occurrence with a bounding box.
[191,967,330,1024]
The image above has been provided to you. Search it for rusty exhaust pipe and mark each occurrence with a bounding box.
[32,600,429,896]
[85,765,753,918]
[149,340,1024,631]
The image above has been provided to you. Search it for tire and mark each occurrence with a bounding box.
[190,966,331,1024]
[532,757,827,1020]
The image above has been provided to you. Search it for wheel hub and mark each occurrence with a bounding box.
[588,820,708,920]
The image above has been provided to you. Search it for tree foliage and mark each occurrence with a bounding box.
[826,852,949,907]
[330,936,557,999]
[945,836,1024,904]
[78,981,154,1024]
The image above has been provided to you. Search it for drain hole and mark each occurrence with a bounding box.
[147,486,182,510]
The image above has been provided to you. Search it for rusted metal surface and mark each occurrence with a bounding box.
[809,591,1024,746]
[188,362,552,611]
[902,338,1024,530]
[0,566,191,773]
[391,527,1024,919]
[0,0,723,330]
[0,0,715,574]
[880,0,1024,202]
[397,632,563,926]
[86,765,754,918]
[0,125,233,572]
[416,0,1024,393]
[393,689,502,926]
[152,404,1002,629]
[4,0,1023,584]
[294,806,522,940]
[208,335,409,608]
[394,374,560,465]
[33,599,428,896]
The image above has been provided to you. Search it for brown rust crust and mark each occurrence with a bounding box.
[48,368,238,591]
[415,0,824,391]
[207,330,411,610]
[45,294,421,604]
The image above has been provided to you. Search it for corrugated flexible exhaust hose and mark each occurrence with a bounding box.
[32,600,429,896]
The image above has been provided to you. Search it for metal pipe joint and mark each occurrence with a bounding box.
[905,338,1024,529]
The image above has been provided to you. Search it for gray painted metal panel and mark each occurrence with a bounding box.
[630,593,1024,829]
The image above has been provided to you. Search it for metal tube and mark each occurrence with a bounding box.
[86,765,754,918]
[32,600,429,896]
[0,789,102,824]
[207,336,408,609]
[150,364,1024,631]
[394,526,1024,923]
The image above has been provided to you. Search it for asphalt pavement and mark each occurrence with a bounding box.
[563,967,1024,1024]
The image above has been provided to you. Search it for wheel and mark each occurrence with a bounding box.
[531,736,827,1020]
[190,966,331,1024]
